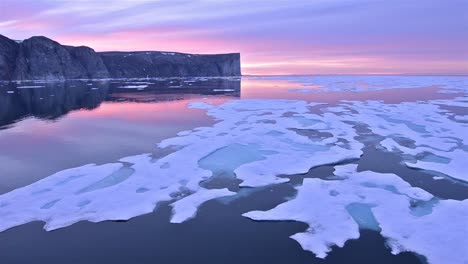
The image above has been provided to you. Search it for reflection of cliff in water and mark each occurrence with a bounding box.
[0,78,241,128]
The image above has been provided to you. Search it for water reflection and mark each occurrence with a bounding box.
[0,78,241,129]
[0,78,240,193]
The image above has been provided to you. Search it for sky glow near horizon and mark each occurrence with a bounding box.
[1,0,467,75]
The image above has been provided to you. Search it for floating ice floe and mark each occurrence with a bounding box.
[0,95,466,263]
[16,85,45,89]
[244,164,468,264]
[117,85,148,89]
[213,89,235,92]
[125,82,154,85]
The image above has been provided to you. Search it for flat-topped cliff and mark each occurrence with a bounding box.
[0,34,241,80]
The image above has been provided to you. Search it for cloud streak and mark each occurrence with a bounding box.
[1,0,467,74]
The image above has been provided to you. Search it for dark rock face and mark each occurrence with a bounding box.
[100,52,241,78]
[0,35,19,80]
[12,36,108,80]
[0,34,241,80]
[66,46,109,79]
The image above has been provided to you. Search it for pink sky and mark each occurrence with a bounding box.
[1,0,467,75]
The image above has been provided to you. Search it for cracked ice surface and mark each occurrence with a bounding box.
[244,164,468,264]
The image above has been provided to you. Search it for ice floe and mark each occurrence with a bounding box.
[244,164,468,264]
[0,99,364,232]
[16,85,45,89]
[213,89,235,92]
[0,93,466,263]
[117,85,148,89]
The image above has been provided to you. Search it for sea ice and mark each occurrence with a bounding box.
[213,89,235,92]
[0,99,364,232]
[244,164,467,264]
[16,85,45,89]
[0,93,466,264]
[117,85,148,89]
[337,99,467,182]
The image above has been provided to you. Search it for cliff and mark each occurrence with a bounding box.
[0,34,241,80]
[0,35,19,80]
[100,51,240,78]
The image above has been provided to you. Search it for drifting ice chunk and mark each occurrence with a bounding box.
[16,85,45,89]
[117,85,148,89]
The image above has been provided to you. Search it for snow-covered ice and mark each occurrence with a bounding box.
[117,85,148,89]
[244,164,468,264]
[213,89,235,92]
[16,85,45,89]
[0,99,365,232]
[0,84,466,263]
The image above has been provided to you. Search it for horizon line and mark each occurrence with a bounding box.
[243,73,468,77]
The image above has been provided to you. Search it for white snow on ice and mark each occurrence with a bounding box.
[213,89,235,92]
[117,85,148,89]
[0,99,364,232]
[0,84,467,263]
[16,85,45,89]
[244,164,468,264]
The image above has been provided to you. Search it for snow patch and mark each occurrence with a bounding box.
[117,85,148,89]
[16,85,45,89]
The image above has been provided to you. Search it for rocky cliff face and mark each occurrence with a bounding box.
[0,34,241,80]
[12,36,107,80]
[100,51,241,78]
[66,46,110,79]
[0,35,19,80]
